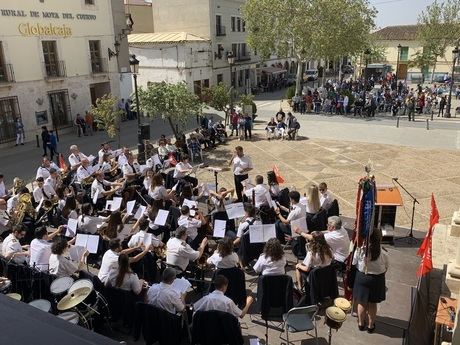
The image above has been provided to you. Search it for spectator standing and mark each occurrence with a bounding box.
[15,117,25,146]
[41,126,50,157]
[75,114,86,137]
[48,130,58,162]
[85,111,94,136]
[438,95,446,117]
[244,113,252,141]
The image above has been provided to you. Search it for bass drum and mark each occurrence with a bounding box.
[28,299,51,313]
[325,306,346,330]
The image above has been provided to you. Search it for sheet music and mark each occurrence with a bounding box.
[197,202,209,216]
[225,202,245,219]
[75,234,99,254]
[202,182,216,197]
[105,200,113,211]
[152,154,162,167]
[249,224,276,243]
[143,233,153,246]
[111,197,122,211]
[213,219,226,238]
[171,277,191,294]
[35,198,44,213]
[126,200,136,215]
[262,224,276,241]
[65,218,78,237]
[172,181,180,191]
[75,234,87,248]
[92,188,100,205]
[133,205,146,219]
[249,339,260,345]
[182,198,197,209]
[69,245,85,262]
[290,217,308,237]
[154,209,169,226]
[242,178,255,189]
[190,209,196,217]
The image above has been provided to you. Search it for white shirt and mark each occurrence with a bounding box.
[76,165,92,183]
[7,195,18,213]
[178,215,202,240]
[194,290,242,319]
[98,249,119,283]
[246,184,272,208]
[2,233,26,264]
[29,238,52,271]
[206,252,239,269]
[149,185,168,200]
[253,255,286,275]
[33,186,44,203]
[236,217,260,238]
[232,155,253,176]
[43,176,57,196]
[302,251,332,270]
[107,270,142,294]
[158,146,168,157]
[0,181,6,198]
[128,230,161,248]
[98,148,113,164]
[68,152,88,169]
[173,162,192,179]
[77,215,101,234]
[122,162,140,178]
[117,153,128,167]
[91,178,111,199]
[320,191,333,209]
[147,282,184,314]
[324,227,350,263]
[287,203,306,222]
[166,237,200,271]
[49,254,78,278]
[353,247,389,275]
[36,163,59,180]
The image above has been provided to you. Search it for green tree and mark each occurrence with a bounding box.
[409,49,436,82]
[239,93,257,115]
[137,82,201,138]
[90,94,124,146]
[242,0,376,93]
[417,0,460,82]
[202,82,231,125]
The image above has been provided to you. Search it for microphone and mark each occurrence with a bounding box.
[392,177,398,181]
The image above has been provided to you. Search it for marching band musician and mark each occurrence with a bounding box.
[229,146,253,202]
[98,142,121,165]
[173,154,198,187]
[116,147,130,167]
[29,225,62,271]
[2,225,29,264]
[166,226,208,272]
[32,177,45,205]
[43,168,59,199]
[122,152,141,184]
[68,145,88,171]
[91,170,123,210]
[178,205,207,249]
[76,158,94,184]
[36,157,60,180]
[49,237,89,278]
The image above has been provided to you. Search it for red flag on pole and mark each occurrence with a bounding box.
[417,194,439,257]
[416,194,439,277]
[272,165,285,184]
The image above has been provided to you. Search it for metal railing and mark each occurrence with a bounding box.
[43,60,66,79]
[216,25,226,37]
[90,57,108,74]
[235,54,251,62]
[0,64,15,83]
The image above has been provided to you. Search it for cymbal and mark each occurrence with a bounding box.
[57,287,91,311]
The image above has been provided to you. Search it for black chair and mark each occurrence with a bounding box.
[237,231,264,267]
[208,267,247,308]
[257,274,294,344]
[306,265,339,306]
[105,287,141,330]
[134,302,183,345]
[212,211,236,235]
[278,188,291,218]
[326,199,340,217]
[192,310,244,345]
[306,208,328,232]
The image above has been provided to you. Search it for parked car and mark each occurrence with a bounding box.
[303,69,318,81]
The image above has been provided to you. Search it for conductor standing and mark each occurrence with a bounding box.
[229,146,253,202]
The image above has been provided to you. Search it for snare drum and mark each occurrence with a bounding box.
[334,297,351,314]
[68,279,94,295]
[6,293,22,301]
[29,299,52,313]
[50,277,74,296]
[58,311,80,325]
[325,306,346,330]
[0,278,12,294]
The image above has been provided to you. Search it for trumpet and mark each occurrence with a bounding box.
[81,175,95,187]
[110,159,119,177]
[42,196,59,211]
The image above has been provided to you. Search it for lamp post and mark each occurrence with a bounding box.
[227,51,235,126]
[446,46,460,118]
[129,54,144,162]
[396,44,402,80]
[364,49,371,91]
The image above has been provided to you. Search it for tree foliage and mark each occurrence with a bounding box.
[202,82,230,112]
[90,94,123,138]
[417,0,460,80]
[137,82,201,138]
[409,49,436,73]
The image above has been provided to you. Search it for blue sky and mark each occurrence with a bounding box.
[369,0,434,28]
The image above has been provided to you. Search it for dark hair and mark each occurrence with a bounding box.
[151,173,164,188]
[319,182,327,190]
[181,184,193,200]
[181,154,189,161]
[115,254,131,288]
[180,205,190,215]
[310,232,333,263]
[214,275,229,290]
[217,237,234,258]
[138,218,149,231]
[55,186,66,200]
[255,175,263,184]
[243,203,255,217]
[108,238,121,251]
[101,211,123,239]
[12,224,25,234]
[263,238,284,261]
[147,204,159,221]
[51,237,68,255]
[235,146,243,152]
[175,226,188,239]
[288,191,300,203]
[35,226,48,239]
[62,195,77,219]
[369,229,382,261]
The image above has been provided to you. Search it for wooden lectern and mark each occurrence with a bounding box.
[374,185,403,244]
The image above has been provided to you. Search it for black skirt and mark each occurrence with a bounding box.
[353,270,386,304]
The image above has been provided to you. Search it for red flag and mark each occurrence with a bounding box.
[416,237,433,277]
[417,194,439,257]
[59,154,67,172]
[272,165,285,184]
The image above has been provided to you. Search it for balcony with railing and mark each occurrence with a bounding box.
[0,64,15,83]
[43,60,66,79]
[216,25,226,37]
[235,53,251,62]
[90,57,108,74]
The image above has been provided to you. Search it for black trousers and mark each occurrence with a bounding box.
[234,174,248,202]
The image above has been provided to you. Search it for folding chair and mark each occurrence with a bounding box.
[282,305,319,345]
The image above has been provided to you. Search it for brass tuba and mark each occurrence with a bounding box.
[11,193,35,225]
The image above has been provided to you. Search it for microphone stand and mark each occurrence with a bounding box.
[393,178,420,244]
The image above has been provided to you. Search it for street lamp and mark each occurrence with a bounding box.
[129,54,144,162]
[227,51,235,126]
[396,44,402,80]
[446,46,460,118]
[364,48,371,91]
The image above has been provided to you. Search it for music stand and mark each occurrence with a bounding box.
[207,167,222,190]
[392,177,420,244]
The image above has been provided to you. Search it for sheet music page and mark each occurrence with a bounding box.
[126,200,136,215]
[92,188,100,205]
[133,205,146,219]
[111,197,123,212]
[249,224,265,243]
[154,209,169,226]
[290,218,308,237]
[171,277,192,294]
[86,235,100,254]
[87,155,96,163]
[65,218,78,237]
[249,339,260,345]
[69,245,85,262]
[152,154,162,167]
[75,234,88,248]
[105,200,113,211]
[225,202,245,219]
[182,198,197,209]
[263,224,276,242]
[143,233,153,246]
[299,197,308,206]
[213,219,227,238]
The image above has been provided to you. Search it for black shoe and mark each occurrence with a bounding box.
[367,324,375,333]
[358,324,366,332]
[15,144,18,146]
[20,143,24,145]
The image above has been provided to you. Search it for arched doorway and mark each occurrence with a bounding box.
[290,61,296,74]
[284,61,289,72]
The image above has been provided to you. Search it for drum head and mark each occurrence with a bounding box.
[334,297,351,312]
[69,279,94,294]
[326,306,346,323]
[50,277,74,294]
[28,299,51,312]
[0,279,11,292]
[6,293,22,301]
[58,311,79,325]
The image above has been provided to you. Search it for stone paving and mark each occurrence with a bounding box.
[196,123,460,233]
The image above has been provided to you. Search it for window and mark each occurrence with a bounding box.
[0,96,20,143]
[48,90,71,127]
[217,74,223,84]
[0,42,13,83]
[242,20,246,32]
[215,15,225,36]
[232,43,238,57]
[89,40,105,73]
[238,70,244,87]
[217,44,223,59]
[85,0,95,5]
[237,17,241,32]
[231,16,235,32]
[241,43,247,58]
[400,46,409,61]
[42,41,65,78]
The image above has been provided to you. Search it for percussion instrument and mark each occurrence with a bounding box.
[28,299,51,313]
[6,293,22,301]
[0,278,12,293]
[325,306,346,330]
[50,276,74,296]
[58,311,80,325]
[68,279,93,295]
[334,297,351,314]
[57,287,92,311]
